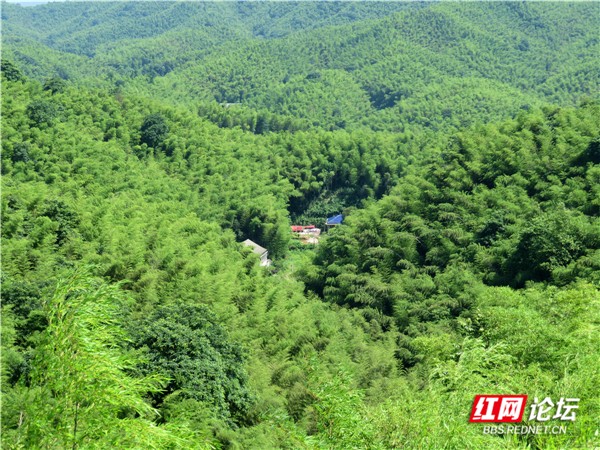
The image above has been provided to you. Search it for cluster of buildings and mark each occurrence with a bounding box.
[242,214,344,266]
[291,214,343,244]
[291,224,321,244]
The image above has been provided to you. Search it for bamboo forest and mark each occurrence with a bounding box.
[1,2,599,449]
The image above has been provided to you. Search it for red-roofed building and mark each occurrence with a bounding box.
[291,225,315,232]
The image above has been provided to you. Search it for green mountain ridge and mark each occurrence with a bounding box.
[3,2,599,132]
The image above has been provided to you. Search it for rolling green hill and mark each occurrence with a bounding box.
[3,1,598,132]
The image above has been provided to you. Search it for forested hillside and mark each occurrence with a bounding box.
[3,2,598,132]
[1,2,599,449]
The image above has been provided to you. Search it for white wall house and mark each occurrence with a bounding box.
[242,239,271,266]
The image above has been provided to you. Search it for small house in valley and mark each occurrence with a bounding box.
[242,239,271,266]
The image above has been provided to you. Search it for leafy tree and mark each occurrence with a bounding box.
[26,100,58,127]
[508,209,592,284]
[1,59,25,82]
[40,199,79,245]
[43,76,67,94]
[10,142,32,164]
[129,303,253,424]
[254,114,269,135]
[140,113,169,148]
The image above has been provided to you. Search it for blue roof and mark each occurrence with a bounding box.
[326,214,343,225]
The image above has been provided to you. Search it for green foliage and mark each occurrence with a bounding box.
[10,142,32,164]
[130,303,253,424]
[310,103,600,375]
[307,371,381,449]
[26,99,58,127]
[1,270,211,449]
[140,113,169,149]
[42,76,67,94]
[4,3,599,133]
[509,208,595,284]
[1,4,599,449]
[1,59,25,82]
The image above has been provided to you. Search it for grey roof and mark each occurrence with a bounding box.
[242,239,268,256]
